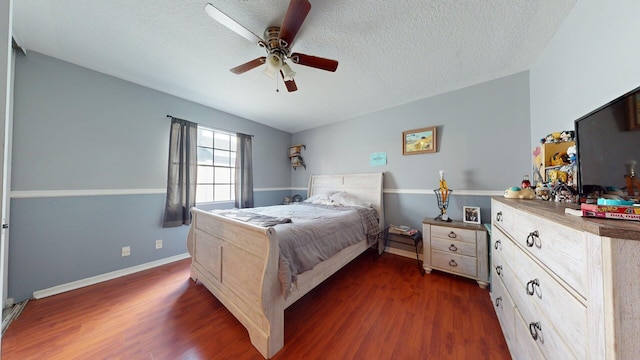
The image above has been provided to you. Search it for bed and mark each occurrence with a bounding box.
[186,172,384,358]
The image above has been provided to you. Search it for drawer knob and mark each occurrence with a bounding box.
[494,297,502,308]
[494,239,502,250]
[526,230,540,248]
[529,321,542,342]
[496,211,503,222]
[526,278,541,297]
[495,265,503,276]
[448,259,458,267]
[449,244,458,252]
[447,231,457,239]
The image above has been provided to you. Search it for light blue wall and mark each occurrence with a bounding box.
[530,0,640,150]
[292,72,531,231]
[9,52,291,302]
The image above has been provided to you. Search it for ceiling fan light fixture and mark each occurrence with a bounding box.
[263,53,282,79]
[281,63,296,81]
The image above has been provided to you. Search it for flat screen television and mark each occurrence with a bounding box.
[575,87,640,195]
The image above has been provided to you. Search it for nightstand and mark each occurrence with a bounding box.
[422,218,489,288]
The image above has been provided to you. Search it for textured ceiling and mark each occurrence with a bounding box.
[12,0,575,133]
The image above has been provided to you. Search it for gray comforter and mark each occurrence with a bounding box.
[212,203,379,297]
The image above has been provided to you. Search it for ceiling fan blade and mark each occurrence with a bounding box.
[204,3,264,45]
[230,57,266,74]
[278,0,311,48]
[290,53,338,72]
[280,71,298,92]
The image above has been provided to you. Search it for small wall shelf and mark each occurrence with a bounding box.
[289,144,306,170]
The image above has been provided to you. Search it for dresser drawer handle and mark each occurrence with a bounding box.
[494,297,502,308]
[448,244,458,252]
[495,265,503,277]
[447,231,457,239]
[494,239,502,250]
[526,278,541,297]
[496,211,503,222]
[529,322,542,342]
[448,260,458,267]
[526,230,540,248]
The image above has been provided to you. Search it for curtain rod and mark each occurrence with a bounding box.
[166,115,254,137]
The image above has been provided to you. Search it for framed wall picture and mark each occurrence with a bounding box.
[402,126,437,155]
[463,206,481,224]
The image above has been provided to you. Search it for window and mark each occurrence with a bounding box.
[196,126,236,203]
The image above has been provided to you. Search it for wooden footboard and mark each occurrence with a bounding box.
[187,208,284,358]
[187,208,374,358]
[187,172,384,358]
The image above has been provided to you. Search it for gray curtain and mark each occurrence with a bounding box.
[235,133,254,208]
[162,117,198,227]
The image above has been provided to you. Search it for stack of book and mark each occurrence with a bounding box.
[388,224,418,236]
[580,203,640,221]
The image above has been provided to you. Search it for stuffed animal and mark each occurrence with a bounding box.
[504,187,535,199]
[548,169,568,184]
[543,132,562,144]
[551,152,569,166]
[567,145,577,164]
[560,130,575,142]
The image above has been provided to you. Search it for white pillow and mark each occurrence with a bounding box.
[329,192,372,208]
[303,191,338,204]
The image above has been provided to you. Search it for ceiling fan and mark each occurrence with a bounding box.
[204,0,338,92]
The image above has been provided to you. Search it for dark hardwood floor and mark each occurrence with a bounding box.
[2,250,511,359]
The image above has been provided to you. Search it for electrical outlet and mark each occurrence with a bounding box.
[155,239,163,249]
[121,246,131,257]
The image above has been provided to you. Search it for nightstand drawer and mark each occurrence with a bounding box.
[431,225,477,244]
[431,250,477,277]
[431,237,476,257]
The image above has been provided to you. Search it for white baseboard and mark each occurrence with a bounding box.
[32,249,419,300]
[32,253,191,299]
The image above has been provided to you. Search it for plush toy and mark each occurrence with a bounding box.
[543,132,562,144]
[504,187,535,199]
[548,169,569,184]
[567,145,576,164]
[560,130,575,142]
[535,184,552,201]
[551,152,569,166]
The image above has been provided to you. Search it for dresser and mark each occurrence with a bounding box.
[491,197,640,359]
[422,218,489,288]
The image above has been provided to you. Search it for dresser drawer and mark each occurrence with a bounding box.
[491,200,514,236]
[431,250,477,277]
[514,302,578,359]
[431,225,477,244]
[511,211,587,298]
[504,234,586,359]
[431,237,476,257]
[490,226,509,265]
[512,308,545,360]
[491,265,515,349]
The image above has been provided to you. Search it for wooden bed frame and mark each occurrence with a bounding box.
[186,173,384,358]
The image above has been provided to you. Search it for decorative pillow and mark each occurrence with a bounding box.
[329,192,372,208]
[303,191,338,204]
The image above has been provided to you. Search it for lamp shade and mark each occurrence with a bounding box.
[263,53,282,79]
[281,63,296,81]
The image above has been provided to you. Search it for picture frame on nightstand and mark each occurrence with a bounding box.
[463,206,481,224]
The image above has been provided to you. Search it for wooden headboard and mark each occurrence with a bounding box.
[307,172,385,230]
